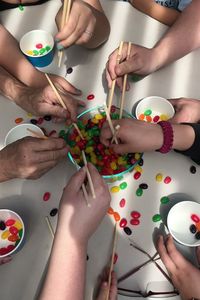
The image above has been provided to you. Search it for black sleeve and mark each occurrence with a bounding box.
[175,123,200,165]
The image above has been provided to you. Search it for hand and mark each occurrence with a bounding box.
[157,235,200,300]
[106,43,158,90]
[169,97,200,123]
[16,74,85,124]
[58,163,111,245]
[0,137,68,181]
[96,270,117,300]
[100,118,163,154]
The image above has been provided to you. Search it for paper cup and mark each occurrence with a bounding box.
[167,201,200,247]
[0,209,25,259]
[5,124,44,146]
[20,30,55,67]
[135,96,175,123]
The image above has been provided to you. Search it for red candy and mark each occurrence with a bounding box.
[8,235,19,242]
[153,115,160,123]
[164,176,171,184]
[36,43,43,49]
[5,219,15,227]
[119,198,126,208]
[9,226,18,235]
[7,244,15,253]
[130,219,140,226]
[0,247,8,256]
[87,94,95,100]
[120,218,127,228]
[37,117,44,125]
[134,172,141,180]
[43,192,51,202]
[191,214,200,223]
[48,130,57,137]
[131,211,141,219]
[114,253,118,264]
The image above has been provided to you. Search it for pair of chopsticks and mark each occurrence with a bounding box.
[58,0,72,67]
[44,73,95,206]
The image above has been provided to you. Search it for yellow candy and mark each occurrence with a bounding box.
[85,147,94,154]
[156,173,163,182]
[26,50,34,55]
[110,186,120,193]
[94,114,103,120]
[110,161,117,170]
[91,157,97,164]
[73,146,81,155]
[75,136,81,142]
[27,112,32,118]
[160,114,169,121]
[117,157,126,165]
[91,118,99,124]
[134,153,140,160]
[134,165,143,173]
[14,220,23,230]
[1,230,10,240]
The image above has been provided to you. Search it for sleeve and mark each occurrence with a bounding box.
[178,0,192,11]
[175,123,200,164]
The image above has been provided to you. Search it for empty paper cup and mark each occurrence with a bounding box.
[135,96,175,123]
[5,124,44,146]
[20,30,54,67]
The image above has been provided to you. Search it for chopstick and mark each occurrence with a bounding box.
[107,41,124,112]
[104,104,118,144]
[81,150,96,199]
[106,222,118,300]
[73,123,84,140]
[119,42,132,119]
[111,124,120,144]
[58,0,72,67]
[27,128,48,139]
[45,216,55,239]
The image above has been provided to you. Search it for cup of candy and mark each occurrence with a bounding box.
[0,209,25,259]
[5,123,44,146]
[135,96,175,123]
[20,29,54,67]
[167,201,200,247]
[60,105,143,183]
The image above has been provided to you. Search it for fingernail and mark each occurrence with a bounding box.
[57,44,64,50]
[55,38,60,43]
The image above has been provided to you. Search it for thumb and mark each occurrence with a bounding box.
[65,167,87,193]
[111,143,132,155]
[115,56,141,76]
[169,110,185,124]
[96,282,108,300]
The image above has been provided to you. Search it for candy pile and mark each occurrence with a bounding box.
[189,214,200,240]
[0,218,23,256]
[138,109,169,123]
[26,43,52,56]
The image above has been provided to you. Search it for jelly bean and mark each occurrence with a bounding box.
[156,173,163,182]
[119,198,126,208]
[139,114,145,121]
[138,159,144,166]
[120,218,127,228]
[131,211,141,219]
[50,208,58,217]
[190,224,197,234]
[0,221,6,231]
[7,244,15,253]
[152,214,161,222]
[144,109,152,116]
[0,247,8,256]
[8,235,19,242]
[43,192,51,202]
[87,94,95,100]
[14,220,23,230]
[134,172,141,180]
[46,45,51,52]
[120,182,127,190]
[36,43,43,49]
[195,232,200,240]
[67,67,73,74]
[39,48,46,55]
[160,196,170,204]
[110,162,117,170]
[5,219,15,227]
[37,117,44,125]
[27,112,32,118]
[190,165,197,174]
[164,176,171,184]
[114,253,118,264]
[48,130,57,137]
[9,226,18,235]
[30,119,38,125]
[113,212,121,222]
[19,5,24,11]
[139,183,148,190]
[95,114,103,120]
[111,105,116,113]
[134,153,140,160]
[110,186,120,193]
[15,117,23,124]
[130,219,140,226]
[146,115,152,122]
[136,188,143,197]
[107,207,114,215]
[19,229,23,238]
[33,50,39,56]
[1,230,10,239]
[26,50,33,55]
[160,114,169,121]
[123,227,132,236]
[153,115,160,123]
[134,165,143,173]
[44,115,51,121]
[191,214,200,223]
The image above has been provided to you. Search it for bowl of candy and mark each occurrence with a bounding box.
[0,209,25,258]
[135,96,175,123]
[61,105,143,183]
[167,201,200,247]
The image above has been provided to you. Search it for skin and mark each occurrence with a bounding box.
[169,98,200,124]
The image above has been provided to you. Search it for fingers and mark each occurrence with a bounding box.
[35,147,68,163]
[107,44,128,82]
[40,102,67,119]
[110,144,131,155]
[157,235,177,275]
[100,124,113,146]
[64,167,87,193]
[165,235,189,268]
[31,137,66,152]
[115,55,140,77]
[54,78,82,96]
[96,271,117,300]
[87,162,107,189]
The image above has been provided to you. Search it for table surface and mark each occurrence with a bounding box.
[0,1,200,300]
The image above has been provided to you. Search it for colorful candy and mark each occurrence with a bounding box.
[152,214,162,222]
[5,219,15,227]
[138,108,169,123]
[160,196,170,204]
[43,192,51,202]
[131,211,141,219]
[191,214,200,223]
[44,115,51,121]
[50,208,58,217]
[156,173,163,182]
[130,219,140,226]
[113,212,121,222]
[0,221,6,231]
[87,94,95,100]
[136,188,143,197]
[120,182,127,190]
[111,186,120,193]
[119,198,126,208]
[123,227,132,236]
[26,44,52,57]
[134,172,141,180]
[120,218,127,228]
[190,165,197,174]
[164,176,172,184]
[15,117,23,124]
[190,224,197,234]
[139,183,148,190]
[67,67,73,74]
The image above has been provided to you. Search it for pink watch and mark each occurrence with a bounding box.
[157,121,174,154]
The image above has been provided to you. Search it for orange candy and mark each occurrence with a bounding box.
[139,114,145,120]
[15,117,23,124]
[107,207,114,215]
[146,115,152,122]
[113,212,121,222]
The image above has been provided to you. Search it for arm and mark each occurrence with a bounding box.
[130,0,180,26]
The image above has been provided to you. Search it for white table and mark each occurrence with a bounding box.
[0,1,200,299]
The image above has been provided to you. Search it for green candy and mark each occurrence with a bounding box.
[19,229,23,238]
[120,182,127,190]
[39,48,46,55]
[136,188,143,197]
[111,113,119,120]
[160,196,170,204]
[144,109,152,116]
[86,140,94,147]
[152,214,162,222]
[77,120,85,129]
[33,50,39,56]
[68,140,76,147]
[19,4,24,11]
[93,129,100,136]
[59,130,66,138]
[45,45,51,52]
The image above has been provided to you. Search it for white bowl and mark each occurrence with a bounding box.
[135,96,175,123]
[5,124,44,146]
[167,201,200,247]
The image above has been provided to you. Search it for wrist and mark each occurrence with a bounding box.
[150,46,164,72]
[0,151,13,182]
[172,124,195,151]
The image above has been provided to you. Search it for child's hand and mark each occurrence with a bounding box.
[100,119,163,154]
[157,235,200,300]
[16,74,85,124]
[169,97,200,124]
[58,163,111,245]
[96,270,117,300]
[106,43,158,90]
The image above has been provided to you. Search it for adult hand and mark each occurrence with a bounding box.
[106,43,158,90]
[169,98,200,124]
[157,235,200,300]
[0,137,68,181]
[58,163,111,245]
[96,271,117,300]
[100,118,163,154]
[16,74,85,124]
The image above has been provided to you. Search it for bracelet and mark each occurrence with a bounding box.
[157,121,174,154]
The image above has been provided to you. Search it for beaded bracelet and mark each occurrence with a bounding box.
[157,121,174,154]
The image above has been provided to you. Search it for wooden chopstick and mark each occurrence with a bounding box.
[27,128,48,139]
[119,42,132,119]
[81,150,96,199]
[81,182,91,207]
[45,216,55,239]
[111,125,120,144]
[106,223,118,300]
[73,123,84,140]
[107,41,124,112]
[104,104,118,144]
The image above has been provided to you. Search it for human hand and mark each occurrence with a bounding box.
[96,270,117,300]
[58,163,111,245]
[106,43,158,90]
[16,73,85,124]
[100,118,163,154]
[0,137,68,181]
[157,235,200,300]
[169,98,200,124]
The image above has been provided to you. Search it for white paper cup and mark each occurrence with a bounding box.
[135,96,175,123]
[5,124,44,146]
[167,201,200,247]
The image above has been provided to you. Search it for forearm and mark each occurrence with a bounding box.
[153,0,200,70]
[39,222,87,300]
